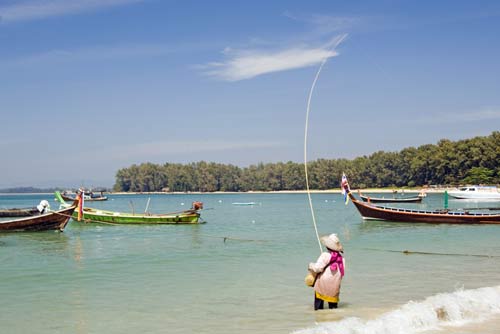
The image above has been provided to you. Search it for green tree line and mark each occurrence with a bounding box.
[113,132,500,192]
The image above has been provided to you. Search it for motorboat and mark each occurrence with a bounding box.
[448,186,500,200]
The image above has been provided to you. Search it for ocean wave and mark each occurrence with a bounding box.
[293,286,500,334]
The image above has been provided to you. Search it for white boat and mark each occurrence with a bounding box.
[448,186,500,200]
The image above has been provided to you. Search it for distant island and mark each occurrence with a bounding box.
[113,132,499,193]
[0,187,111,194]
[0,187,61,194]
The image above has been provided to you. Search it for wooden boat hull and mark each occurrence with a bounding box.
[54,191,201,224]
[349,192,500,224]
[0,207,39,217]
[76,207,201,224]
[359,194,423,203]
[0,205,76,232]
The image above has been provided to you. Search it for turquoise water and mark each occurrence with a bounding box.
[1,193,500,334]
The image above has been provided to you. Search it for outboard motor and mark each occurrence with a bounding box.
[191,201,203,211]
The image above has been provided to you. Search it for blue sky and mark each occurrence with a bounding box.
[1,0,499,188]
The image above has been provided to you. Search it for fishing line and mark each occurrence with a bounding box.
[304,35,347,253]
[304,57,329,253]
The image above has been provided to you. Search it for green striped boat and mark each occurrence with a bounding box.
[55,191,203,225]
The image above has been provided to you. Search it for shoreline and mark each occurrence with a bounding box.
[84,186,454,195]
[0,188,452,196]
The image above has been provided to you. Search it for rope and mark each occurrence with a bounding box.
[361,248,500,258]
[53,213,500,255]
[202,234,268,243]
[53,211,263,242]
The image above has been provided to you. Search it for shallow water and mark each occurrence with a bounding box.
[1,193,499,333]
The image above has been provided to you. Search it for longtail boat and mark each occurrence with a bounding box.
[55,192,203,224]
[348,191,500,224]
[358,192,423,203]
[0,204,76,232]
[0,207,39,217]
[61,190,108,202]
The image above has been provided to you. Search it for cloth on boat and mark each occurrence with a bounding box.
[37,200,50,214]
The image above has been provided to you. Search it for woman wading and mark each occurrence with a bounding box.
[308,233,345,310]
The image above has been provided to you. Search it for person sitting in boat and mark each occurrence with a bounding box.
[36,200,50,214]
[308,233,345,310]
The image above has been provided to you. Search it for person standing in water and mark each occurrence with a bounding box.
[308,233,345,310]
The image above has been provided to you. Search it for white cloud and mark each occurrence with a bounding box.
[202,35,347,81]
[0,0,144,23]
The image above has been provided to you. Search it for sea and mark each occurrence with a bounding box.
[1,192,500,334]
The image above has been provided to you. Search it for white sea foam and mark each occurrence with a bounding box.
[294,286,500,334]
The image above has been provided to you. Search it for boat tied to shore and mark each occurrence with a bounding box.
[61,189,108,202]
[358,190,424,203]
[347,190,500,224]
[0,199,53,218]
[0,207,40,217]
[55,191,204,224]
[0,202,77,232]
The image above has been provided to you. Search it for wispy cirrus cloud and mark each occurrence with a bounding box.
[0,0,144,23]
[283,11,360,35]
[201,34,347,81]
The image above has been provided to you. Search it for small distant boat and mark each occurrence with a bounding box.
[348,191,500,224]
[0,207,39,217]
[55,192,203,224]
[232,202,256,206]
[61,190,108,202]
[358,191,423,203]
[0,204,76,232]
[448,186,500,200]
